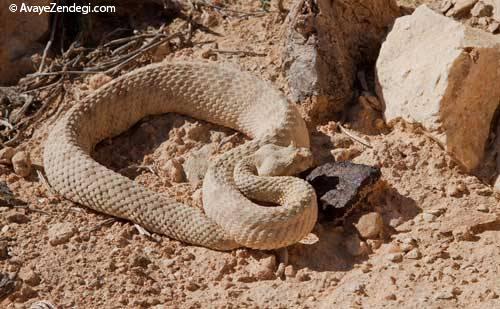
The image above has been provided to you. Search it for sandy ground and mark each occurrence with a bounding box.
[1,0,499,308]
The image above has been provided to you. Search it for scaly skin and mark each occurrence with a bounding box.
[43,61,317,250]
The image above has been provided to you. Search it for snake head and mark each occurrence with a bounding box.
[254,144,313,176]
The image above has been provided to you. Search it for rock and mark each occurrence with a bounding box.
[422,213,437,223]
[384,293,397,300]
[0,243,9,260]
[386,253,403,263]
[281,0,400,122]
[248,255,276,281]
[18,268,40,286]
[477,205,490,212]
[284,265,296,278]
[131,255,151,268]
[0,0,50,85]
[405,249,422,260]
[185,281,200,292]
[0,147,15,165]
[296,269,311,282]
[452,226,476,241]
[48,223,76,246]
[11,151,31,177]
[446,0,478,17]
[304,161,381,220]
[471,1,493,16]
[355,212,384,239]
[6,211,30,224]
[377,5,500,172]
[161,159,185,183]
[487,20,500,32]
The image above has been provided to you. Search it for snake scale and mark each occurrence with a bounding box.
[43,61,318,250]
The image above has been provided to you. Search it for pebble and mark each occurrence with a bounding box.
[355,212,384,239]
[386,253,403,263]
[48,222,76,246]
[6,211,30,224]
[384,293,397,301]
[19,268,41,286]
[0,147,15,164]
[185,281,200,292]
[476,205,489,213]
[253,255,276,280]
[296,270,311,282]
[452,226,475,241]
[284,265,296,278]
[161,159,185,183]
[405,249,422,260]
[12,151,31,177]
[0,242,9,259]
[488,21,500,33]
[422,213,437,223]
[131,255,151,268]
[366,239,383,251]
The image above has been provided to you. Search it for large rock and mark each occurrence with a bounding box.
[0,0,50,85]
[376,5,500,172]
[281,0,400,123]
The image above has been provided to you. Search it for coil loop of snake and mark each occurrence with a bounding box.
[43,61,318,250]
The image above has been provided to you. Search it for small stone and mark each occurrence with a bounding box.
[0,243,9,259]
[48,222,76,246]
[355,212,384,239]
[446,182,467,197]
[422,213,437,223]
[185,281,200,291]
[360,263,372,273]
[386,253,403,263]
[131,255,151,268]
[201,47,213,59]
[452,226,475,241]
[18,268,41,286]
[6,211,29,224]
[366,239,383,251]
[384,293,397,300]
[471,1,493,17]
[0,147,15,164]
[162,258,175,268]
[296,269,311,282]
[284,265,296,278]
[476,205,489,213]
[405,249,422,260]
[161,159,185,183]
[440,0,453,13]
[488,21,500,33]
[253,255,276,281]
[11,151,31,177]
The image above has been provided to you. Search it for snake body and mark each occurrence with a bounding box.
[43,61,318,250]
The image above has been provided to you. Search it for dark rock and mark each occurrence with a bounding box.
[303,161,381,221]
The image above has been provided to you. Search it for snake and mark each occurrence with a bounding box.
[43,61,318,250]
